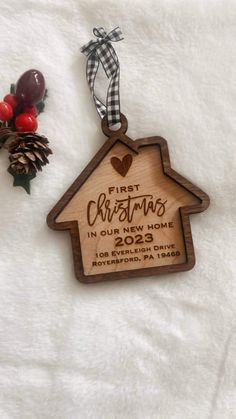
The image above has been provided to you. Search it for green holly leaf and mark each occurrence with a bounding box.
[43,89,48,100]
[10,83,16,94]
[8,167,36,194]
[35,89,48,115]
[36,100,45,114]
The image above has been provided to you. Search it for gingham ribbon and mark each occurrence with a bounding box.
[81,27,123,126]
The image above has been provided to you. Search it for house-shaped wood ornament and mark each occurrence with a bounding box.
[47,114,210,283]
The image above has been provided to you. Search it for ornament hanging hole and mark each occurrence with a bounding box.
[102,113,128,137]
[110,122,121,131]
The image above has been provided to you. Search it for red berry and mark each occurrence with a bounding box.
[0,101,13,121]
[4,94,18,109]
[15,113,38,132]
[24,105,38,117]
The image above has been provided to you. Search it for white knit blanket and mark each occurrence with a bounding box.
[0,1,235,418]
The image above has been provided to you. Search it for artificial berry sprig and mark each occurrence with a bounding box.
[0,69,52,194]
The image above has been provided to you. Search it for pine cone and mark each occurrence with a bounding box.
[0,124,17,148]
[8,133,52,174]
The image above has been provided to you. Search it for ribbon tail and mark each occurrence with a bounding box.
[106,65,121,126]
[87,54,106,119]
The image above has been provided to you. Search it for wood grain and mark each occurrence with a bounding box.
[47,114,210,283]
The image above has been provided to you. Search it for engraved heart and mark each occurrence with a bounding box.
[110,154,133,177]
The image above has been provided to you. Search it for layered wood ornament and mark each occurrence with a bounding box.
[47,114,210,283]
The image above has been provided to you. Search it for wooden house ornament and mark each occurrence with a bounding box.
[47,115,209,283]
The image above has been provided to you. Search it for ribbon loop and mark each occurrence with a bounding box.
[81,27,123,126]
[93,27,107,39]
[106,27,124,43]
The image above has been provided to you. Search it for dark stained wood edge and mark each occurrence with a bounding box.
[47,123,210,284]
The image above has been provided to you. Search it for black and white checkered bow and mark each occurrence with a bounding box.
[81,27,123,126]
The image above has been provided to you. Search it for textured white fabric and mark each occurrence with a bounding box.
[0,1,235,418]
